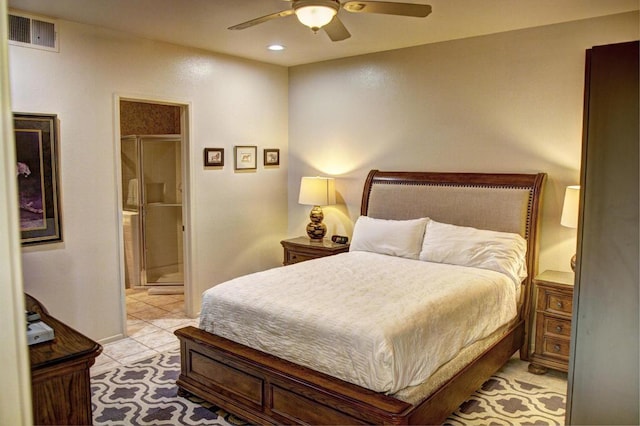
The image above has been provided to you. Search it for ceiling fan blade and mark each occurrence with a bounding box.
[228,9,295,30]
[323,16,351,41]
[343,1,431,17]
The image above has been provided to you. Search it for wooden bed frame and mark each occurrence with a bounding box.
[175,170,546,425]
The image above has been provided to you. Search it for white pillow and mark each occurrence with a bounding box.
[419,219,527,285]
[350,216,428,260]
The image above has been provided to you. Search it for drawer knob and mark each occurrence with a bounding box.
[556,301,563,308]
[553,344,561,352]
[555,325,563,332]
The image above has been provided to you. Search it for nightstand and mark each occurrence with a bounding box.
[280,237,350,265]
[528,270,574,374]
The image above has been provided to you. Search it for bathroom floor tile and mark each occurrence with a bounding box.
[102,337,151,359]
[133,329,178,349]
[160,300,186,314]
[126,300,156,314]
[129,306,172,320]
[128,321,164,338]
[93,289,192,376]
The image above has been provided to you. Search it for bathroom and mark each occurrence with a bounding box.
[120,100,186,298]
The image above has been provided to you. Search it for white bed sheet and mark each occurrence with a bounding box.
[199,251,518,394]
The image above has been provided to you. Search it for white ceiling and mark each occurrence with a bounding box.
[8,0,639,66]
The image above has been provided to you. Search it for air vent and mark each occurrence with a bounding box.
[8,12,58,52]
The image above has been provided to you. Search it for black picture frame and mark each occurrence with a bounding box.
[14,113,62,245]
[264,148,280,166]
[204,148,224,167]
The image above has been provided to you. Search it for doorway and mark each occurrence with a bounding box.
[118,98,191,324]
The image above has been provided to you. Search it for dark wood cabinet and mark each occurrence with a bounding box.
[281,237,350,265]
[26,294,102,425]
[566,41,639,425]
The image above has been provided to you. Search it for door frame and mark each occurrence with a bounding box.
[0,0,33,421]
[113,94,196,335]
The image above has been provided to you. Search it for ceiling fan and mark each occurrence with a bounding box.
[228,0,432,42]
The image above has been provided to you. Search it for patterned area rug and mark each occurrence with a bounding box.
[445,375,565,425]
[92,350,565,425]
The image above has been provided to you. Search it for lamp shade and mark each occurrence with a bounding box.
[294,0,338,30]
[561,185,580,228]
[298,177,336,206]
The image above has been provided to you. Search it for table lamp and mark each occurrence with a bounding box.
[298,176,336,240]
[560,185,580,271]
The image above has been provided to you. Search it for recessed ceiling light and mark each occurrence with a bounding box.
[267,44,285,51]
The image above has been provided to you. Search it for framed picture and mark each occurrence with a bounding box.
[204,148,224,167]
[14,113,62,245]
[263,148,280,166]
[234,145,257,171]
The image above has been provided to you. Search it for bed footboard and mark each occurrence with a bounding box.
[175,322,524,425]
[175,326,411,425]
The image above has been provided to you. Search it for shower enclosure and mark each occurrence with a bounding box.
[121,135,183,291]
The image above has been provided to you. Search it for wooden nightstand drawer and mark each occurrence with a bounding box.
[543,292,573,316]
[543,317,571,337]
[542,336,571,359]
[286,251,316,265]
[528,270,574,375]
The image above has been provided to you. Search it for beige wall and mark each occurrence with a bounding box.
[9,19,289,341]
[288,12,639,274]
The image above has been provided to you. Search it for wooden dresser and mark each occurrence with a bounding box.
[280,237,350,265]
[528,270,574,374]
[26,294,102,425]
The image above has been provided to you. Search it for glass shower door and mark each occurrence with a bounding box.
[140,136,183,286]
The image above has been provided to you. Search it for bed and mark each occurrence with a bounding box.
[175,170,546,425]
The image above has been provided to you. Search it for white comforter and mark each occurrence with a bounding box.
[199,251,518,394]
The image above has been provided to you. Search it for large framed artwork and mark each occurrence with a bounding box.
[14,113,62,245]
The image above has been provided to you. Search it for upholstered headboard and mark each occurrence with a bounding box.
[360,170,546,355]
[362,171,545,237]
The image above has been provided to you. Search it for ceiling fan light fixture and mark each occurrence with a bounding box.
[294,0,339,31]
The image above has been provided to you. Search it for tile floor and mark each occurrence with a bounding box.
[90,287,198,376]
[498,352,568,395]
